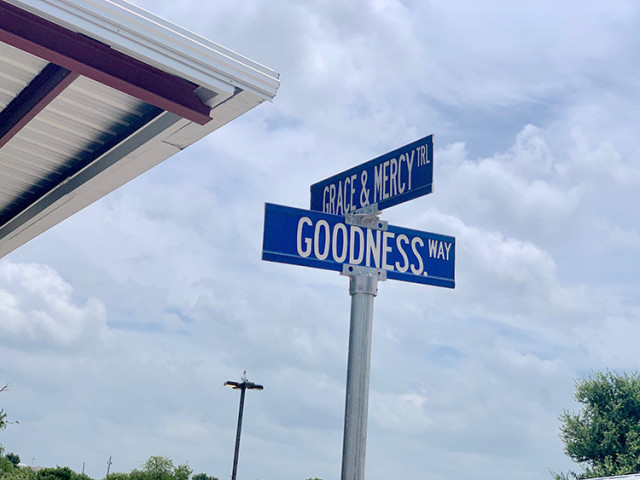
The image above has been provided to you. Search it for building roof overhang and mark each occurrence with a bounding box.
[0,0,279,258]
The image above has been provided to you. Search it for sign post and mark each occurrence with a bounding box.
[341,268,381,480]
[262,135,454,480]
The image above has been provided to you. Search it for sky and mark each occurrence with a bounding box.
[2,1,640,479]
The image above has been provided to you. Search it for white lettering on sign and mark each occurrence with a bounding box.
[395,234,409,272]
[374,151,415,203]
[320,142,430,214]
[382,231,395,270]
[297,217,313,257]
[314,220,330,260]
[349,226,364,264]
[322,174,359,215]
[333,223,348,263]
[417,144,430,167]
[410,237,424,275]
[427,238,452,261]
[366,229,380,268]
[294,216,451,276]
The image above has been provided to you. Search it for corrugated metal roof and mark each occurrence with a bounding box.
[0,47,159,221]
[0,42,46,211]
[0,42,47,110]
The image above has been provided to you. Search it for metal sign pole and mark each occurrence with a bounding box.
[340,266,385,480]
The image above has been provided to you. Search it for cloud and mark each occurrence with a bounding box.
[0,261,106,348]
[593,220,640,250]
[430,125,585,241]
[558,127,640,185]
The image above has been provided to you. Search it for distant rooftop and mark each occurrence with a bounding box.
[589,475,640,480]
[17,463,44,472]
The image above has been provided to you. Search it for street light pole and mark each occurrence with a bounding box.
[231,385,246,480]
[225,371,263,480]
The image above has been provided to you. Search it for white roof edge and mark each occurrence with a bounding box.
[6,0,280,102]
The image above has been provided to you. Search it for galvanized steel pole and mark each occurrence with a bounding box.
[340,272,380,480]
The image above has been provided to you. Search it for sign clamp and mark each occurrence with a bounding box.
[341,264,387,280]
[344,204,387,231]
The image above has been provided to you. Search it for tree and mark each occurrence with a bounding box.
[555,371,640,479]
[192,473,217,480]
[5,453,20,466]
[0,383,9,432]
[0,382,18,436]
[37,467,76,480]
[0,455,16,475]
[2,466,36,480]
[129,456,192,480]
[105,473,129,480]
[35,466,94,480]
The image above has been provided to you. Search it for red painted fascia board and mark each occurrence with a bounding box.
[0,1,212,125]
[0,63,79,149]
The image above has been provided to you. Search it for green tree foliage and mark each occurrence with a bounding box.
[71,474,92,480]
[5,454,19,467]
[105,473,129,480]
[0,456,15,475]
[0,444,17,478]
[36,467,75,480]
[1,466,36,480]
[191,473,217,480]
[0,383,9,433]
[129,456,192,480]
[556,371,640,479]
[35,467,92,480]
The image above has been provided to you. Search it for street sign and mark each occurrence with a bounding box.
[310,134,433,214]
[270,134,448,480]
[262,202,455,288]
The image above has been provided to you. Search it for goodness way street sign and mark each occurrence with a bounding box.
[262,202,455,288]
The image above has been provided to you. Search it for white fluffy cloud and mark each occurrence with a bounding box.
[0,262,106,347]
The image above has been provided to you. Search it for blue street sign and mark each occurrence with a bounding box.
[310,134,433,214]
[262,203,455,288]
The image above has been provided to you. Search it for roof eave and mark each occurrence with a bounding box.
[4,0,280,103]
